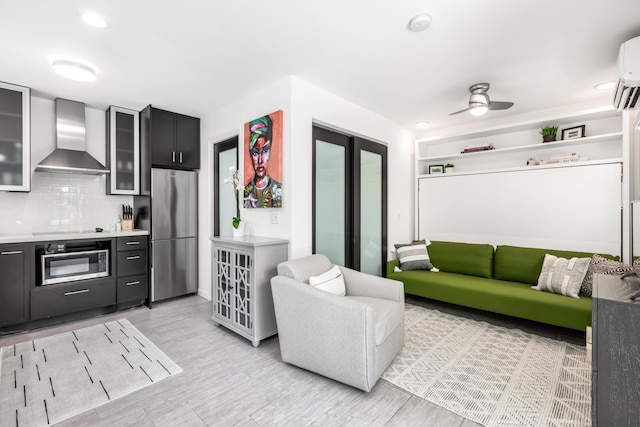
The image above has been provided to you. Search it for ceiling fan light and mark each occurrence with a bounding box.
[52,59,97,82]
[469,105,488,116]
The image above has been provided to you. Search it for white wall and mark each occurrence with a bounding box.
[197,76,415,300]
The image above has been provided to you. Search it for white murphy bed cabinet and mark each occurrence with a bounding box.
[416,106,635,260]
[210,236,289,347]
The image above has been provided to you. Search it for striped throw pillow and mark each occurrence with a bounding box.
[394,241,434,271]
[532,254,591,298]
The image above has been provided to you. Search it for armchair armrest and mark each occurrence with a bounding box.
[339,267,405,303]
[270,275,378,391]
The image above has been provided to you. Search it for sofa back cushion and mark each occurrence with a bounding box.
[494,245,619,285]
[429,241,494,278]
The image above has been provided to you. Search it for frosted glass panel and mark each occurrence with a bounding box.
[360,150,382,275]
[219,148,237,236]
[315,140,345,265]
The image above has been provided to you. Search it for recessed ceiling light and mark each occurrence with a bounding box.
[416,121,430,127]
[80,12,110,29]
[594,81,615,90]
[51,59,98,82]
[408,14,432,32]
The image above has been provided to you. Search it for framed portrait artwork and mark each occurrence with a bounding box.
[243,110,283,208]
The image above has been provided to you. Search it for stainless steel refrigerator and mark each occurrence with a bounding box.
[136,168,198,303]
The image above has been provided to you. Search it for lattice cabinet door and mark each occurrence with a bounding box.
[210,236,289,347]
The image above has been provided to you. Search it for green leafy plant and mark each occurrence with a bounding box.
[224,166,242,229]
[444,163,455,168]
[539,125,558,137]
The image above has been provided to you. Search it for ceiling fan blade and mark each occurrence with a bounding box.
[449,107,471,116]
[488,101,514,110]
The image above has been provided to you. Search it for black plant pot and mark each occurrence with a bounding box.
[542,134,557,143]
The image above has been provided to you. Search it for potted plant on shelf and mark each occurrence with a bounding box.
[444,163,455,173]
[540,125,559,143]
[224,166,244,236]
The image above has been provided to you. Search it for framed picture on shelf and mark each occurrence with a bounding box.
[429,164,444,174]
[561,125,585,140]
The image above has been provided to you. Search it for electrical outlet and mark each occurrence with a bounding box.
[270,211,279,224]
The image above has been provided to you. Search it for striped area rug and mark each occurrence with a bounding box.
[0,319,181,426]
[382,304,590,426]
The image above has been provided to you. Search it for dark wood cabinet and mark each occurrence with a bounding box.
[0,243,28,326]
[106,106,140,195]
[592,274,640,426]
[30,279,116,320]
[116,236,148,306]
[141,105,200,171]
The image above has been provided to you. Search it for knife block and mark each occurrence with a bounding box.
[121,218,134,231]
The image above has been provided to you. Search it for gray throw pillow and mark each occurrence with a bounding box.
[532,254,591,298]
[394,240,434,271]
[580,254,632,297]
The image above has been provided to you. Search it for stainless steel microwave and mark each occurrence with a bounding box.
[41,249,109,285]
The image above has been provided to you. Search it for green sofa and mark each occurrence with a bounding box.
[387,241,615,331]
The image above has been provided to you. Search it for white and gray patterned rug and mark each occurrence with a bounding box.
[382,304,590,426]
[0,319,181,427]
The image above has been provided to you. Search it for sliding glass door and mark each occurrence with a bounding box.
[313,126,387,275]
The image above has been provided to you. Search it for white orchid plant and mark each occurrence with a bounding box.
[223,166,242,229]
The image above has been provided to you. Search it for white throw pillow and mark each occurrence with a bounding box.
[308,265,346,296]
[532,254,591,298]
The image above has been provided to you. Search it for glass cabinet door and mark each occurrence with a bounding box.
[106,106,139,195]
[0,82,30,192]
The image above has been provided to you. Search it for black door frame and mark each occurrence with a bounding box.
[213,136,238,237]
[312,125,388,274]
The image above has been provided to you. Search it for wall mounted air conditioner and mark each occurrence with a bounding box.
[613,36,640,110]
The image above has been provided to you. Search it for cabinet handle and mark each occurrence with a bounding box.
[125,241,141,245]
[126,255,141,260]
[125,281,141,286]
[64,289,89,296]
[172,151,176,163]
[179,152,183,163]
[1,250,22,255]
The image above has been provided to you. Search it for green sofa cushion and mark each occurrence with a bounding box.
[494,245,619,285]
[387,269,592,331]
[428,241,495,279]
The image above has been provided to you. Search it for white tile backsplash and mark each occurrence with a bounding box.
[0,172,132,235]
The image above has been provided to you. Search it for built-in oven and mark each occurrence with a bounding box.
[36,240,111,285]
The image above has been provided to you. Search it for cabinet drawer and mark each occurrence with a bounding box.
[117,250,147,277]
[31,279,116,320]
[117,236,148,251]
[117,274,147,303]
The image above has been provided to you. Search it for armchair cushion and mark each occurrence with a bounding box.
[347,296,403,345]
[309,265,346,296]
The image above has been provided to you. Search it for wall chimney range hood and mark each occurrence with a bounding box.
[35,98,110,175]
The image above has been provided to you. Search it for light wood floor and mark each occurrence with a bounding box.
[0,295,584,426]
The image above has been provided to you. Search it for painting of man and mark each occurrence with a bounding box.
[243,110,283,208]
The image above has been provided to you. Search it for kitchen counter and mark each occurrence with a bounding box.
[0,229,149,244]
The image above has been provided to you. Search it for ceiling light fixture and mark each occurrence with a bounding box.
[469,105,488,116]
[408,13,432,32]
[594,81,616,90]
[416,121,430,128]
[52,59,97,82]
[80,12,110,29]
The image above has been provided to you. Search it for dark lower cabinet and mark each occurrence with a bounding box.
[592,274,640,426]
[0,243,27,326]
[30,279,116,320]
[116,236,148,306]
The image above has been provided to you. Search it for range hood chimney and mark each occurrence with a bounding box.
[35,98,110,175]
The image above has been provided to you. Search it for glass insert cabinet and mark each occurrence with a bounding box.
[0,81,30,192]
[211,235,288,347]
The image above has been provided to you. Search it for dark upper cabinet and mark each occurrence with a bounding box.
[106,106,140,195]
[0,82,30,192]
[141,105,200,171]
[0,243,28,326]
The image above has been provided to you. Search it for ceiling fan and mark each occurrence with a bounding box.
[449,83,514,116]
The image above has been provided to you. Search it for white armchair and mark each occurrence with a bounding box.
[270,254,404,392]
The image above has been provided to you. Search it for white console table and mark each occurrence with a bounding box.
[210,236,288,347]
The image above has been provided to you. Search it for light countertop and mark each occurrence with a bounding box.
[0,229,149,245]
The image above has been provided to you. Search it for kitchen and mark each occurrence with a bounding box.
[0,84,200,332]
